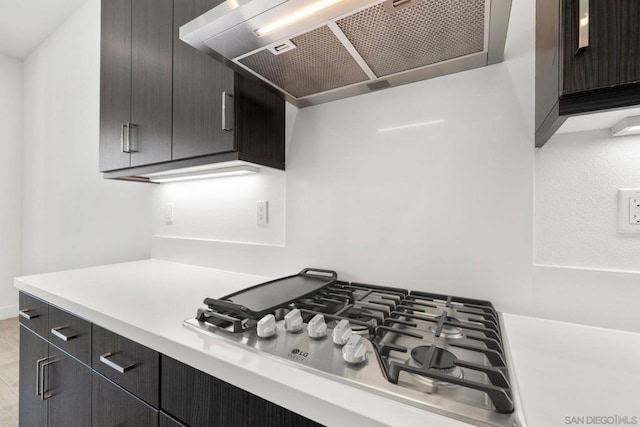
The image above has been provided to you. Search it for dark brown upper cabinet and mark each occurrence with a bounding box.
[99,0,173,171]
[100,0,285,181]
[535,0,640,147]
[172,0,234,160]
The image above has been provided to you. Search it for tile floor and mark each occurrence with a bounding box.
[0,317,19,427]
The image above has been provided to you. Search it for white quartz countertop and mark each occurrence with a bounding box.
[503,314,640,427]
[16,259,640,427]
[15,259,467,427]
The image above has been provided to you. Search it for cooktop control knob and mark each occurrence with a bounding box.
[284,309,303,333]
[342,335,367,365]
[307,314,327,339]
[332,319,353,345]
[257,314,277,338]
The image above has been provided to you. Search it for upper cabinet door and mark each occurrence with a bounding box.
[99,0,285,177]
[562,0,640,94]
[99,0,132,172]
[535,0,640,147]
[172,0,235,160]
[130,0,174,167]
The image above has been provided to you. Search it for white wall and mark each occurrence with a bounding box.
[22,0,151,275]
[152,0,640,333]
[152,168,286,246]
[535,130,640,270]
[153,1,536,315]
[0,54,22,319]
[531,129,640,331]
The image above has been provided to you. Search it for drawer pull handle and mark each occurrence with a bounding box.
[19,308,38,320]
[100,352,134,374]
[51,326,78,342]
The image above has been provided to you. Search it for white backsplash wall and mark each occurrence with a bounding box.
[152,167,286,246]
[532,130,640,331]
[153,0,536,315]
[22,0,152,275]
[536,130,640,271]
[0,54,23,319]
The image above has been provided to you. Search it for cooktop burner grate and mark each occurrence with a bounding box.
[189,271,522,426]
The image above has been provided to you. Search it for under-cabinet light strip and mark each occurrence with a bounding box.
[148,165,259,183]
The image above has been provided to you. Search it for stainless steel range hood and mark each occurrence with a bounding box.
[180,0,512,108]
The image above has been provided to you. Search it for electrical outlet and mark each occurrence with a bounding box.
[256,200,268,225]
[165,203,174,225]
[631,197,640,224]
[618,189,640,233]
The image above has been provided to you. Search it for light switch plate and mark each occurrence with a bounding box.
[618,189,640,233]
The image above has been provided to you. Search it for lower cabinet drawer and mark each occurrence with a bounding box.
[92,324,160,407]
[161,355,323,427]
[92,372,158,427]
[48,305,91,365]
[19,292,48,337]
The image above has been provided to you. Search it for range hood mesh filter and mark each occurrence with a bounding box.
[238,26,369,98]
[336,0,485,77]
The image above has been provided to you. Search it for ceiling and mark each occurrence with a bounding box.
[0,0,88,58]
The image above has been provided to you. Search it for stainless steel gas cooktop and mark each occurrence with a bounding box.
[184,269,525,427]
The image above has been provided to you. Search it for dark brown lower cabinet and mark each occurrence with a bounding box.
[20,292,322,427]
[93,372,159,427]
[92,324,160,407]
[19,326,91,427]
[19,292,49,336]
[160,412,187,427]
[161,355,323,427]
[48,345,92,427]
[19,326,48,427]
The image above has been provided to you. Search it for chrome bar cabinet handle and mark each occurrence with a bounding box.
[577,0,589,54]
[126,123,137,153]
[41,359,55,400]
[100,352,134,374]
[222,91,234,131]
[19,308,38,320]
[36,357,47,397]
[121,123,137,153]
[51,325,78,342]
[120,123,127,153]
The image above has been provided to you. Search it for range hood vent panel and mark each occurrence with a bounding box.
[180,0,512,107]
[238,25,370,98]
[336,0,486,77]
